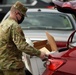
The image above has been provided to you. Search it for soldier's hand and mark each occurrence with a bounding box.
[39,51,47,61]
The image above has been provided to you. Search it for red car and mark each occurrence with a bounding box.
[42,1,76,75]
[42,30,76,75]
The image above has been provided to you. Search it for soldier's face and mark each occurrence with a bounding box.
[17,12,24,24]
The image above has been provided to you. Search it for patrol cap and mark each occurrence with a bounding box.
[13,1,27,16]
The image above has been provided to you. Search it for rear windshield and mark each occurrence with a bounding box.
[21,12,73,30]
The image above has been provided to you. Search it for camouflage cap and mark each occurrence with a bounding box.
[13,1,27,16]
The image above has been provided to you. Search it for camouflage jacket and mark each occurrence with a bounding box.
[0,17,41,70]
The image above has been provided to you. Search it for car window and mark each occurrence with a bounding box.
[21,12,73,30]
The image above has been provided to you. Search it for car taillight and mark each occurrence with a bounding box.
[62,2,71,8]
[46,59,65,71]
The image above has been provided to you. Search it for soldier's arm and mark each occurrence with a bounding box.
[11,24,41,57]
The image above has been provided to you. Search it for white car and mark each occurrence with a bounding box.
[2,8,76,48]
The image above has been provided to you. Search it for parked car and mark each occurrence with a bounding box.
[42,30,76,75]
[42,1,76,75]
[2,8,76,49]
[0,0,50,22]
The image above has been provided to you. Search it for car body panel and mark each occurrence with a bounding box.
[42,47,76,75]
[42,31,76,75]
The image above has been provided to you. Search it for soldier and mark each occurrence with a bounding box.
[0,1,46,75]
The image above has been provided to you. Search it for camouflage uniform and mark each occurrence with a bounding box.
[0,2,41,75]
[0,17,41,75]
